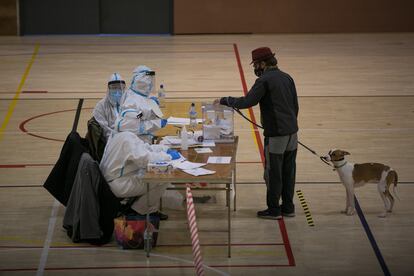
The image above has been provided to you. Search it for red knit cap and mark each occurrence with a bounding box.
[251,47,275,64]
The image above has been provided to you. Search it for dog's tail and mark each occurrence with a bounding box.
[388,170,400,201]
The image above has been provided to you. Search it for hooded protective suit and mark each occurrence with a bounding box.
[93,73,126,139]
[99,131,172,214]
[116,66,165,143]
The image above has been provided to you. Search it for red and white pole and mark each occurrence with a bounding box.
[186,184,205,276]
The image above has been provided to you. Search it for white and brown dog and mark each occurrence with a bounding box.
[323,149,399,218]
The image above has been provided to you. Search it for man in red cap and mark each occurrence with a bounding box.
[215,47,299,219]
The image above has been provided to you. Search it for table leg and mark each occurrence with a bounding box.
[233,165,237,211]
[227,182,231,258]
[146,182,150,258]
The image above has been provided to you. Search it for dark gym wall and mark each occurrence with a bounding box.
[20,0,100,35]
[0,0,18,35]
[17,0,172,35]
[173,0,414,34]
[1,0,414,35]
[100,0,173,34]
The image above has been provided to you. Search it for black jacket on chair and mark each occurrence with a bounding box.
[63,153,120,245]
[43,132,89,206]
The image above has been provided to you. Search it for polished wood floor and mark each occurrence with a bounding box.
[1,33,414,275]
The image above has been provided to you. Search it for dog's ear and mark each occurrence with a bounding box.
[342,151,350,156]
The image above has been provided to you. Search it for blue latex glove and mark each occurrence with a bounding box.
[167,149,180,160]
[150,96,160,105]
[161,118,168,128]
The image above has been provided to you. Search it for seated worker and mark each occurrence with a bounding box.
[99,131,180,220]
[115,65,167,144]
[92,73,126,140]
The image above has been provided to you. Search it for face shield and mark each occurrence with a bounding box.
[130,66,156,97]
[107,73,126,106]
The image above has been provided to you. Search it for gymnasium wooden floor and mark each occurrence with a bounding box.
[1,33,413,275]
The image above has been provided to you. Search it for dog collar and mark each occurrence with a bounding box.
[334,161,347,169]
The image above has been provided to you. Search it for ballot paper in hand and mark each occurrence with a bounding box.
[207,156,232,164]
[182,168,216,176]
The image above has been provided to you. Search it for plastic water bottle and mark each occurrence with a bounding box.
[189,103,197,129]
[181,125,188,150]
[144,229,152,252]
[158,84,166,108]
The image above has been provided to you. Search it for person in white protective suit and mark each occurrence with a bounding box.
[92,73,126,139]
[99,131,180,220]
[115,65,168,143]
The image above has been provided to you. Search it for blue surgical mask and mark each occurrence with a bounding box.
[109,89,123,105]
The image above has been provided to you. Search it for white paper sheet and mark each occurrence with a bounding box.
[174,161,206,170]
[207,156,232,164]
[194,148,213,154]
[167,116,203,125]
[182,168,216,176]
[202,140,216,147]
[162,136,202,147]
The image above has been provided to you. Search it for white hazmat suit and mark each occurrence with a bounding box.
[100,131,172,214]
[116,66,165,143]
[93,73,126,139]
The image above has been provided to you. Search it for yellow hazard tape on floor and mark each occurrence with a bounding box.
[0,44,39,141]
[296,190,315,227]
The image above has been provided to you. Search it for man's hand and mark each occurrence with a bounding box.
[213,98,221,105]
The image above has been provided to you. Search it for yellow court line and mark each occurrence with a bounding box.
[234,106,260,152]
[0,44,40,141]
[296,190,315,227]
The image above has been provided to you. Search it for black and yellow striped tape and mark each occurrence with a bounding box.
[296,190,315,227]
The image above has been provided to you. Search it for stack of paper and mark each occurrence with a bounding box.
[207,156,232,164]
[162,136,202,147]
[167,116,203,126]
[173,161,206,170]
[202,140,215,147]
[194,148,213,154]
[182,168,216,176]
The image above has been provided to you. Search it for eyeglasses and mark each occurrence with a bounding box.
[108,83,126,90]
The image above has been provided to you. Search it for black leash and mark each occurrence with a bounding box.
[232,107,333,168]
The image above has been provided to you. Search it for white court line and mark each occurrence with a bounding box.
[36,200,60,276]
[8,247,230,276]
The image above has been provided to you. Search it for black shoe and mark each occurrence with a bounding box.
[257,209,282,220]
[151,211,169,221]
[282,212,296,217]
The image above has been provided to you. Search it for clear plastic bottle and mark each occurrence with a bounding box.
[189,102,197,129]
[144,229,152,252]
[181,125,188,150]
[158,84,166,108]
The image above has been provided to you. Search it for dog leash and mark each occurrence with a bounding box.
[232,107,334,168]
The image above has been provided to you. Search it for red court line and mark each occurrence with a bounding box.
[0,161,261,168]
[0,242,285,249]
[0,243,289,271]
[18,107,93,142]
[232,44,265,164]
[24,50,234,57]
[233,43,295,267]
[0,264,291,272]
[0,164,25,168]
[0,164,53,168]
[0,42,234,47]
[16,90,242,94]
